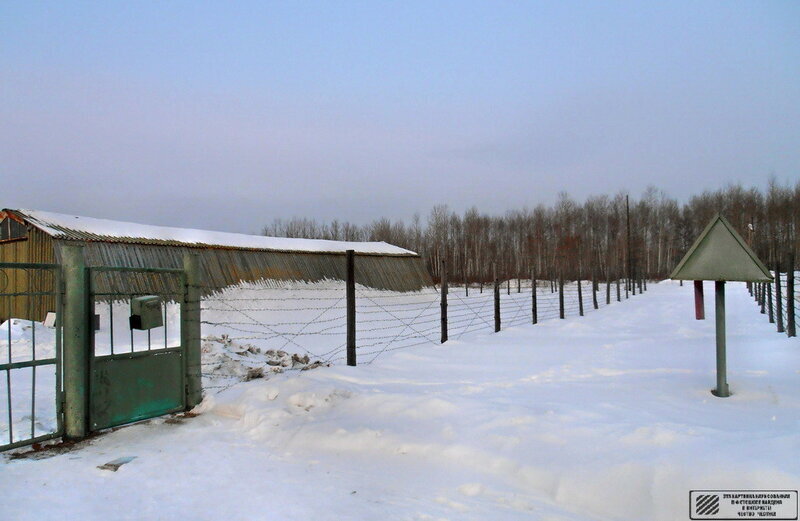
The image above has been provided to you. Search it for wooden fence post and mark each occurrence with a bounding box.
[617,278,621,302]
[559,275,565,319]
[577,278,584,316]
[440,258,448,344]
[606,277,611,305]
[760,282,766,314]
[494,265,501,332]
[787,253,795,338]
[346,250,356,366]
[531,270,537,325]
[592,272,598,310]
[776,261,784,333]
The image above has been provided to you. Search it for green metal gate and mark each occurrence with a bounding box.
[88,266,187,431]
[0,262,64,451]
[1,249,201,450]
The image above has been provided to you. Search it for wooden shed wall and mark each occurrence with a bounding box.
[0,228,57,322]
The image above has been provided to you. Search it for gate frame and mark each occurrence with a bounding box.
[0,261,64,451]
[87,264,187,432]
[61,244,202,440]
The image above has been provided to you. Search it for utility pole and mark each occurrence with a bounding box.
[626,194,632,296]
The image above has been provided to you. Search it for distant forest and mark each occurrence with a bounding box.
[262,179,799,283]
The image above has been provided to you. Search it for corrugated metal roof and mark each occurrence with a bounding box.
[7,209,417,257]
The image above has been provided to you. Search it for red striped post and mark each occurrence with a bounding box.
[694,280,705,320]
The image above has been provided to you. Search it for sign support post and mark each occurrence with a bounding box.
[670,214,772,398]
[712,281,729,397]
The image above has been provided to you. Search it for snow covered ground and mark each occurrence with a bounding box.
[1,279,590,444]
[2,281,799,520]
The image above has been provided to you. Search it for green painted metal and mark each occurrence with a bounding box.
[0,262,64,451]
[63,244,89,439]
[182,253,202,408]
[711,281,730,397]
[130,295,163,330]
[90,349,184,430]
[86,257,201,431]
[0,357,57,371]
[0,262,60,269]
[671,214,772,282]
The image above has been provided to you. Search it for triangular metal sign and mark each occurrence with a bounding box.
[670,214,772,282]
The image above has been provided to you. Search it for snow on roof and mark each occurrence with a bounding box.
[8,209,417,256]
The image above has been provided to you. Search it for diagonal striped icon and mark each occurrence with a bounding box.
[695,494,720,516]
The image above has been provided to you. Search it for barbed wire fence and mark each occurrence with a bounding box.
[749,254,797,338]
[196,256,648,394]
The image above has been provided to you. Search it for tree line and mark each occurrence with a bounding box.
[262,179,799,284]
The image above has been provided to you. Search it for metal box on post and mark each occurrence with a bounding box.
[129,295,163,330]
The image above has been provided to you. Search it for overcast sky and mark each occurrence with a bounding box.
[2,1,799,234]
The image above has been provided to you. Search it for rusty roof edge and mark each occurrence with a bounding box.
[54,237,421,257]
[8,209,420,258]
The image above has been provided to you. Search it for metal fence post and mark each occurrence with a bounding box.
[713,281,730,397]
[493,265,500,332]
[346,250,357,366]
[558,276,565,319]
[531,270,537,325]
[767,278,774,324]
[440,258,448,344]
[776,261,784,333]
[577,278,584,316]
[62,244,89,439]
[182,253,203,408]
[787,253,795,338]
